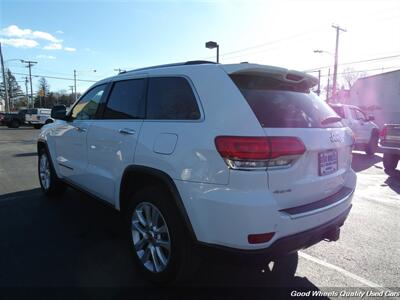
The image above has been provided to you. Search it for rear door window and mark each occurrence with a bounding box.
[103,79,146,119]
[230,74,343,128]
[146,77,200,120]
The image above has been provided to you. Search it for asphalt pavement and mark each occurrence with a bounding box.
[0,127,399,299]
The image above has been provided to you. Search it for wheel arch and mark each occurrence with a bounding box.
[37,139,61,178]
[119,165,197,242]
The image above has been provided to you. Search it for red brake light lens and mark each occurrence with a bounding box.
[215,136,305,160]
[380,127,387,138]
[215,136,270,160]
[215,136,305,170]
[268,137,306,159]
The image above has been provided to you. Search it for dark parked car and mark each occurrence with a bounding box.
[2,109,28,128]
[379,124,400,172]
[0,112,5,125]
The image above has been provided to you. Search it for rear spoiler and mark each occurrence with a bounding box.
[221,64,319,90]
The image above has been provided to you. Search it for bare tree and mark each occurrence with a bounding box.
[37,77,50,97]
[342,67,366,89]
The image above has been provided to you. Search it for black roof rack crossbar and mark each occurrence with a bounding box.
[123,60,217,73]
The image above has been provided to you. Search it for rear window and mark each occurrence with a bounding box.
[230,74,343,128]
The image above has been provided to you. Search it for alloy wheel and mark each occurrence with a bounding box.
[131,202,171,273]
[39,153,51,190]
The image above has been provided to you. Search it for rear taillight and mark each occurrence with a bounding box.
[215,136,305,170]
[380,127,387,139]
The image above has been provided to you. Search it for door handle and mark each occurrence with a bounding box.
[119,128,136,135]
[75,127,87,132]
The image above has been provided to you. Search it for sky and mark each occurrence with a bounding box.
[1,0,400,94]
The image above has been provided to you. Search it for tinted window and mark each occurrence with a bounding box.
[71,85,105,120]
[146,77,200,120]
[103,79,146,119]
[230,74,343,128]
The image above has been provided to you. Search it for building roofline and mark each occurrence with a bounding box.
[356,69,400,81]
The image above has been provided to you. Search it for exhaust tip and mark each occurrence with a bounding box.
[324,227,340,242]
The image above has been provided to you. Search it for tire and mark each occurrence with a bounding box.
[8,119,20,128]
[270,251,298,286]
[38,147,67,196]
[33,124,42,129]
[365,131,379,156]
[383,154,398,172]
[125,186,195,284]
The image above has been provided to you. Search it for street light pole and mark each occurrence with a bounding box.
[0,42,10,113]
[332,24,346,102]
[205,41,219,63]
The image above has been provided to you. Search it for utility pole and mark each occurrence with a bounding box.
[69,85,74,106]
[0,42,10,113]
[317,70,321,95]
[25,77,29,107]
[21,60,37,108]
[73,70,77,101]
[332,24,346,102]
[326,68,331,101]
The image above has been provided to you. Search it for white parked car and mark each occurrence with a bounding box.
[37,61,356,284]
[26,108,54,129]
[330,104,379,155]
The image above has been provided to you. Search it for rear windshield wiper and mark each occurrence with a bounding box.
[321,116,342,125]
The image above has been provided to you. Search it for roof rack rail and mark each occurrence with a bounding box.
[123,60,217,73]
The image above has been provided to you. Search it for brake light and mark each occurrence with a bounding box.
[215,136,305,170]
[380,127,387,139]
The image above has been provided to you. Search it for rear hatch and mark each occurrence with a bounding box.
[381,124,400,147]
[226,65,353,210]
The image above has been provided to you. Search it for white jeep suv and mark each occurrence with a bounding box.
[37,61,356,283]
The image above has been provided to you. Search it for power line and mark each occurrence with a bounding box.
[319,65,400,78]
[13,72,97,83]
[201,28,324,61]
[305,54,400,72]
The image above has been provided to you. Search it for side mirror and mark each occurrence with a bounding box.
[51,105,68,120]
[368,116,375,121]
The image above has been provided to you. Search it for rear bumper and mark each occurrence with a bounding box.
[379,144,400,155]
[196,205,351,263]
[175,169,356,250]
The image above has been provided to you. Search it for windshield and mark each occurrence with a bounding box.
[230,75,343,128]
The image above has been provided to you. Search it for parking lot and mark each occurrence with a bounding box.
[0,127,399,297]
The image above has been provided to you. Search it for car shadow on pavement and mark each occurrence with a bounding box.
[0,187,329,299]
[384,171,400,194]
[13,152,38,157]
[351,152,382,172]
